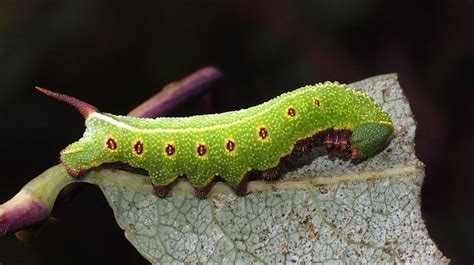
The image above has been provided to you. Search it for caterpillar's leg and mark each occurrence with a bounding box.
[292,136,317,158]
[232,171,257,196]
[261,166,281,181]
[152,177,181,198]
[64,166,87,179]
[193,176,218,199]
[324,129,352,158]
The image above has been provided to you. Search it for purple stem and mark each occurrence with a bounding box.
[0,191,49,238]
[128,66,223,118]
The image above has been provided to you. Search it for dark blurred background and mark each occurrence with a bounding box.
[0,0,472,264]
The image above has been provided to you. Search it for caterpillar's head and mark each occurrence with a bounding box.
[350,122,394,160]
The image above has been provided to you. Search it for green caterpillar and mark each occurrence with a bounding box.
[37,82,394,197]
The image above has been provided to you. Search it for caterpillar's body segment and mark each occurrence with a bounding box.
[37,82,394,197]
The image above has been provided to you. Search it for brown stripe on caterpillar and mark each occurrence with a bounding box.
[229,128,354,198]
[323,129,352,158]
[261,166,281,180]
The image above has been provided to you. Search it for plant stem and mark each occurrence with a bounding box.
[0,165,73,237]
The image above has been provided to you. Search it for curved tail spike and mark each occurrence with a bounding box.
[35,86,99,118]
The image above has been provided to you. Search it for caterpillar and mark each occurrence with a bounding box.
[36,82,394,198]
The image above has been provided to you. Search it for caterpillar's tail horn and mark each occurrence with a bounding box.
[35,86,99,118]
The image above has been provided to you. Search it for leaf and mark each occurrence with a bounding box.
[82,74,448,263]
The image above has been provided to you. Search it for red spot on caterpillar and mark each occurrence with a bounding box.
[106,138,117,150]
[226,140,235,152]
[259,127,269,140]
[314,99,320,107]
[166,144,175,156]
[134,141,144,155]
[197,144,207,156]
[287,108,296,117]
